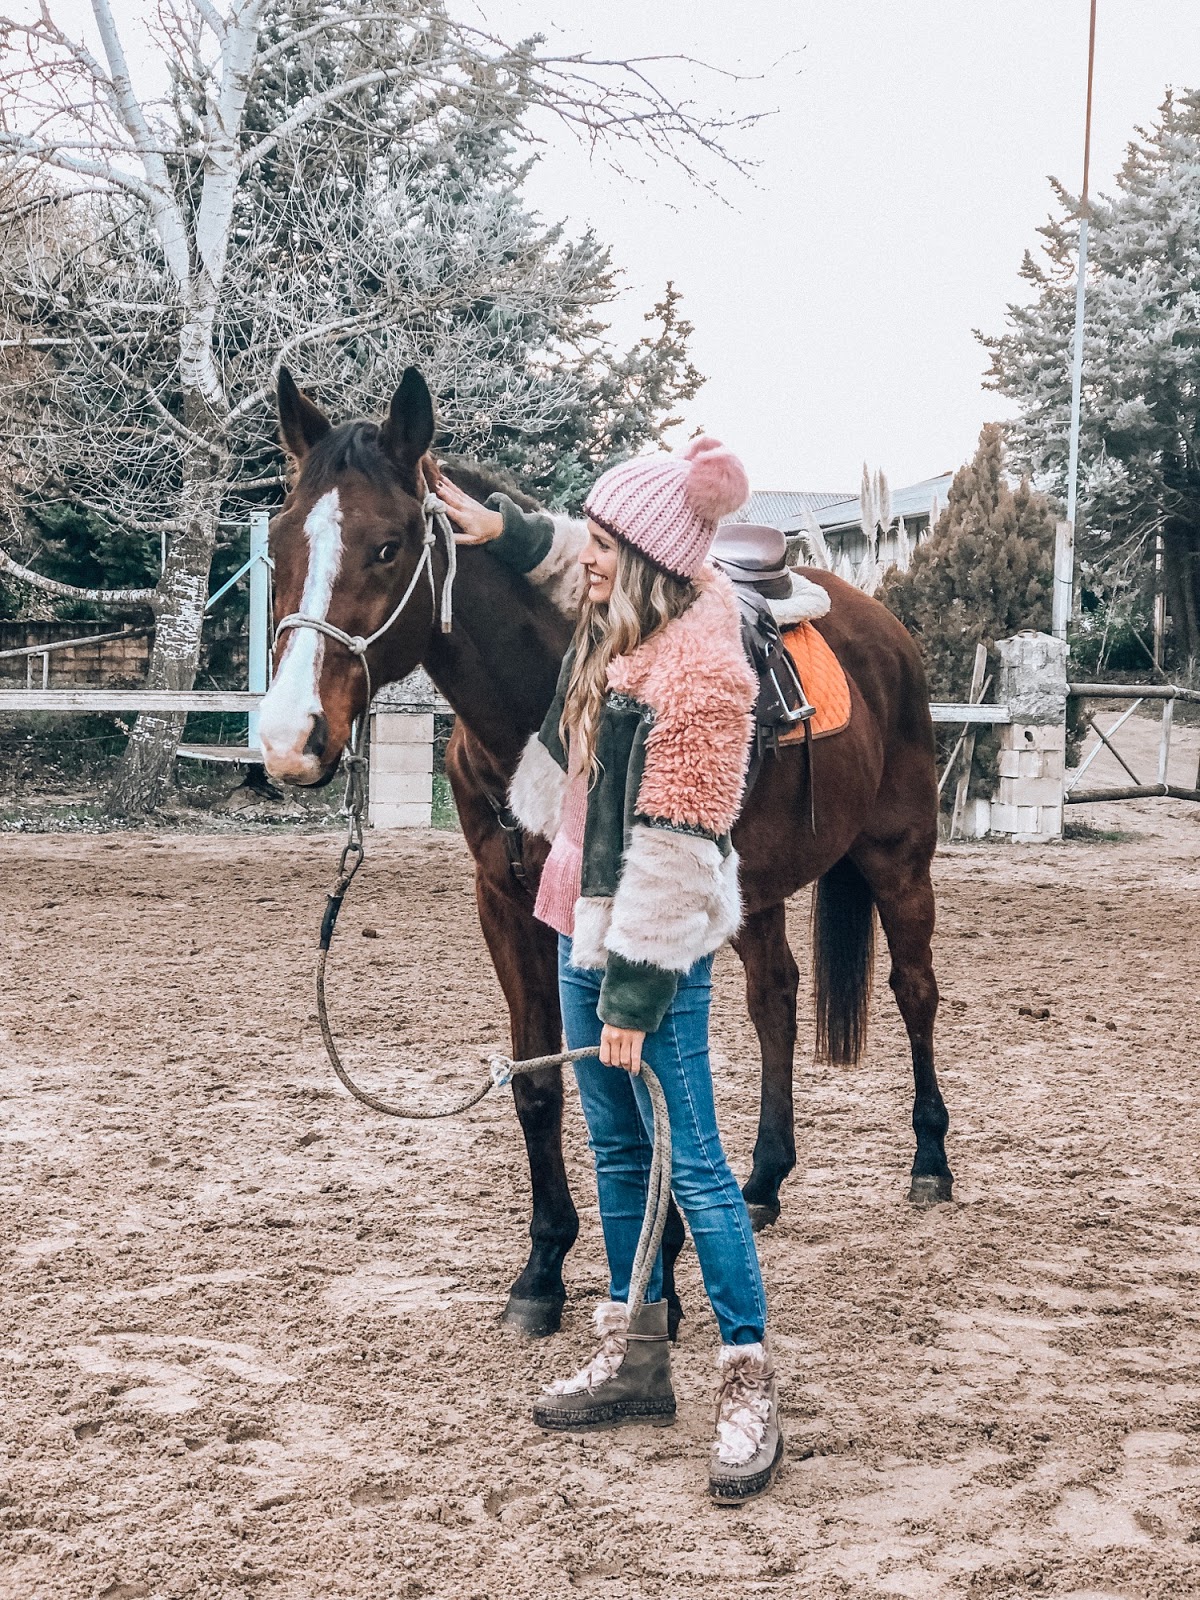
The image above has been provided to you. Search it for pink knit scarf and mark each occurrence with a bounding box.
[533,761,588,937]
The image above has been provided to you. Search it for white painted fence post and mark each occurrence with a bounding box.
[368,670,452,829]
[990,631,1068,843]
[247,510,270,752]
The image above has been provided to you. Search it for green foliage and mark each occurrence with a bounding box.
[485,284,704,509]
[878,425,1055,703]
[980,88,1200,664]
[27,503,159,613]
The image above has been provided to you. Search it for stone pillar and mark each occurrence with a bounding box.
[369,710,434,828]
[367,669,450,829]
[990,631,1067,843]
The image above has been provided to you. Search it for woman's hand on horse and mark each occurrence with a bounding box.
[600,1023,646,1075]
[438,480,504,545]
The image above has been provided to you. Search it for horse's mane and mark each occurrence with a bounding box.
[298,420,394,492]
[297,422,545,522]
[438,456,542,515]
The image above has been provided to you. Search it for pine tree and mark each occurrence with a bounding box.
[878,424,1054,704]
[981,88,1200,665]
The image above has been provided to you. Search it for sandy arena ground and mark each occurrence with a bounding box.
[3,716,1199,1599]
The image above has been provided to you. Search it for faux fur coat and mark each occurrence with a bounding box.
[487,495,757,1033]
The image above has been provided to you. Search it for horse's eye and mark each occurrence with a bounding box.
[376,542,400,565]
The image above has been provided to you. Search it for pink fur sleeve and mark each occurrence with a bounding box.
[607,574,756,835]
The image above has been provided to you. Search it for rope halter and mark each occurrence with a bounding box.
[273,491,457,681]
[270,490,457,854]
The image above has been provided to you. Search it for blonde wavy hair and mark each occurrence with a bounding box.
[561,536,699,778]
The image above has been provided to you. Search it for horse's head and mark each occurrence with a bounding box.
[258,366,441,786]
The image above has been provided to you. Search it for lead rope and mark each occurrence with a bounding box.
[314,847,672,1314]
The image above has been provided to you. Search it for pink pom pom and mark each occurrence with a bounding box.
[680,435,749,522]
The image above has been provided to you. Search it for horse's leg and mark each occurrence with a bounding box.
[850,837,953,1205]
[474,869,579,1334]
[733,902,799,1231]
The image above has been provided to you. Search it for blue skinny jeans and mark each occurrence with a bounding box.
[558,936,767,1346]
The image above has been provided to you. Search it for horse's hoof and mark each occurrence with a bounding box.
[907,1175,953,1207]
[667,1301,683,1344]
[746,1202,780,1232]
[500,1294,565,1337]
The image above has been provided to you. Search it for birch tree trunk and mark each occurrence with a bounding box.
[102,0,257,815]
[106,387,229,815]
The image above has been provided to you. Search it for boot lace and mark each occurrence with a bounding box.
[546,1309,629,1396]
[714,1347,772,1466]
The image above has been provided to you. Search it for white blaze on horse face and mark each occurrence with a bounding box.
[258,489,344,779]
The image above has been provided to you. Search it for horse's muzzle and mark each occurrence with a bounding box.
[260,711,343,788]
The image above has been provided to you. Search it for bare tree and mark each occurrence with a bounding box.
[0,0,755,814]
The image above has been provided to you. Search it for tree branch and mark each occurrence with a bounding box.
[253,8,422,67]
[74,316,224,461]
[0,132,153,203]
[0,184,109,223]
[239,65,437,171]
[226,473,285,492]
[226,309,387,421]
[190,0,226,39]
[0,544,157,606]
[89,0,193,287]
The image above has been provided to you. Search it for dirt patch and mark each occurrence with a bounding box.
[2,802,1199,1598]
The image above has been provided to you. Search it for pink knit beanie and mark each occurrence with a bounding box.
[583,437,750,579]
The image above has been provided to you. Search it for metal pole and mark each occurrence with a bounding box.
[248,511,270,750]
[1057,0,1099,639]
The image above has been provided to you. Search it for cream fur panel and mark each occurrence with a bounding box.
[570,897,612,970]
[606,825,742,973]
[767,572,832,627]
[529,516,588,617]
[508,733,566,841]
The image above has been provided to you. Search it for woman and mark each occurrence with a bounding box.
[439,439,782,1503]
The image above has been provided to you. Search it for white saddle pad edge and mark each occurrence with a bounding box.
[767,572,831,627]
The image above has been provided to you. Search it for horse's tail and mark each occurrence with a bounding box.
[812,855,876,1066]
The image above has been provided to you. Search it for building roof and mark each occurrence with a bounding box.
[723,489,850,528]
[810,473,955,534]
[720,476,956,536]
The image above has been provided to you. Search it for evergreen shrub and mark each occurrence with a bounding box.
[878,424,1055,800]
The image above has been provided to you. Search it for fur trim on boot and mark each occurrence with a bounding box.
[709,1340,783,1503]
[546,1300,629,1395]
[532,1300,676,1432]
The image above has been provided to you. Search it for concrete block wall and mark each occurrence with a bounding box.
[367,670,451,829]
[369,711,434,828]
[990,631,1068,843]
[0,623,151,687]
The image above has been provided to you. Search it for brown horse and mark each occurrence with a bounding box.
[258,366,952,1337]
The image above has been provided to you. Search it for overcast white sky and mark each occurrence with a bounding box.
[20,1,1200,492]
[477,0,1200,492]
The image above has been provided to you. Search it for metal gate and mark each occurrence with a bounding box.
[1065,682,1200,805]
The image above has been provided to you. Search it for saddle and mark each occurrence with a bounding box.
[710,523,817,760]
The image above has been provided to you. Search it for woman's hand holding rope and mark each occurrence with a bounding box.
[601,1023,646,1075]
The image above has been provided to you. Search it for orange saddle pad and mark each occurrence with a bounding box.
[778,622,851,743]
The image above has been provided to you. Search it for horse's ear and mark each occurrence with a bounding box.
[277,366,331,461]
[381,367,435,472]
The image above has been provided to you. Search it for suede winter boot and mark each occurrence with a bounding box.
[708,1339,783,1502]
[532,1299,676,1431]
